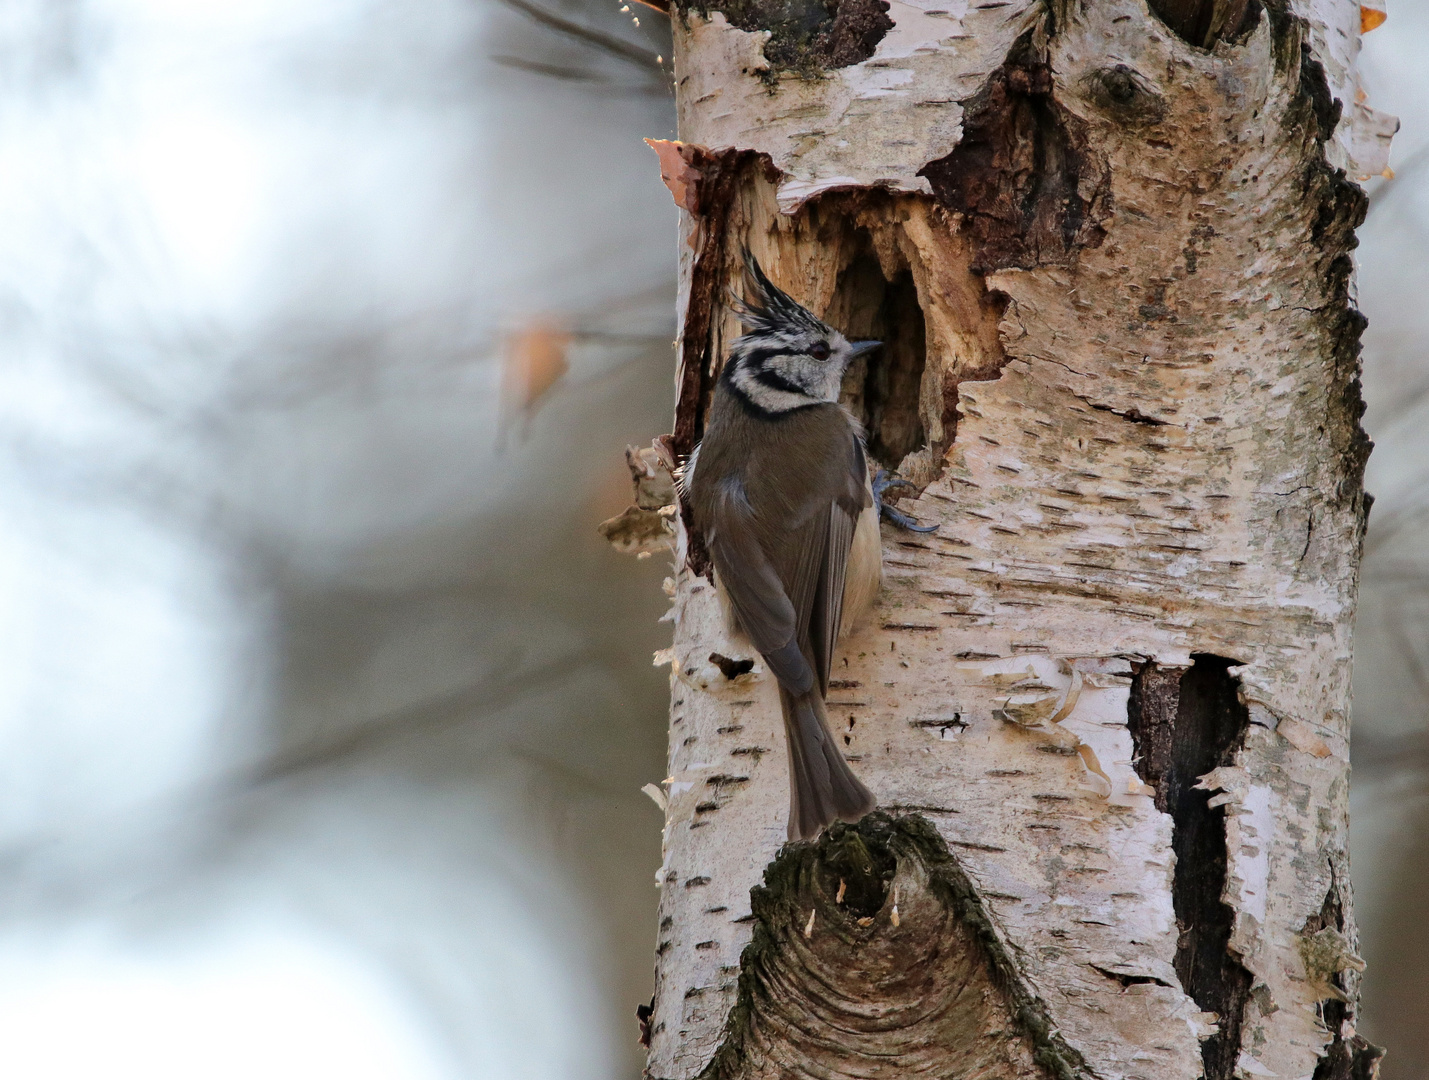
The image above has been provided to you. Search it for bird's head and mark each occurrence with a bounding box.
[722,250,880,415]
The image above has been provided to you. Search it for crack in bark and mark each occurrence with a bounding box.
[1303,876,1386,1080]
[1083,400,1170,427]
[1088,964,1172,989]
[1127,657,1254,1080]
[679,812,1090,1080]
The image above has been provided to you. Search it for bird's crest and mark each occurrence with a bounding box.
[728,249,830,338]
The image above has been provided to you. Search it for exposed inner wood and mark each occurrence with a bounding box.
[675,164,1007,491]
[830,252,928,469]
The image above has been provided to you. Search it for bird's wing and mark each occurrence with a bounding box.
[704,476,817,696]
[774,432,870,697]
[704,429,870,699]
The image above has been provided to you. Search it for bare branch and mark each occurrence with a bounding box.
[492,0,660,71]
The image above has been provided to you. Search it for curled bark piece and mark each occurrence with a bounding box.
[598,505,673,555]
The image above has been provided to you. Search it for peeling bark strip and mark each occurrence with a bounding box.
[649,0,1396,1077]
[667,147,780,461]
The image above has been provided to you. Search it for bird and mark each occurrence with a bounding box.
[685,250,930,841]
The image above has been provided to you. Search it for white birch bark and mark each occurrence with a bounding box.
[626,0,1397,1076]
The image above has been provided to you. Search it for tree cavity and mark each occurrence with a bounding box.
[829,242,927,469]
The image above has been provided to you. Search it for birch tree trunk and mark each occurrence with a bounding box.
[631,0,1398,1076]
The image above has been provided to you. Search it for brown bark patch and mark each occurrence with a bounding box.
[669,149,781,462]
[667,149,780,579]
[917,34,1112,273]
[1147,0,1260,49]
[683,0,892,77]
[691,813,1087,1080]
[1128,657,1254,1080]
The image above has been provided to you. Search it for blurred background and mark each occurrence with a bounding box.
[0,1,1422,1077]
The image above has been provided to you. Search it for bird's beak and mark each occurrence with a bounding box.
[848,340,882,357]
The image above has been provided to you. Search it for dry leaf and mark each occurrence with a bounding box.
[501,322,570,427]
[1361,2,1386,32]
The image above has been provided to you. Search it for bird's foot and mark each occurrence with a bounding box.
[873,469,937,533]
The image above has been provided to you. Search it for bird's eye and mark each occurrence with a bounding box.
[809,342,831,361]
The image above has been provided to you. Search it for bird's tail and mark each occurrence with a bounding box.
[779,687,877,841]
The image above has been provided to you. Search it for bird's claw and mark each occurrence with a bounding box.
[873,469,938,533]
[883,504,938,532]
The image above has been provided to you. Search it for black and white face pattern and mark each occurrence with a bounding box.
[722,252,880,415]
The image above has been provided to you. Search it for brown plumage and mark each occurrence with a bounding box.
[686,255,879,841]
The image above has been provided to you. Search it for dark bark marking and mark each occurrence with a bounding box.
[680,0,892,77]
[1080,64,1167,127]
[672,149,778,460]
[1127,656,1254,1080]
[1146,0,1260,49]
[1286,47,1371,534]
[917,34,1112,273]
[1089,964,1172,989]
[709,652,757,679]
[1086,401,1169,427]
